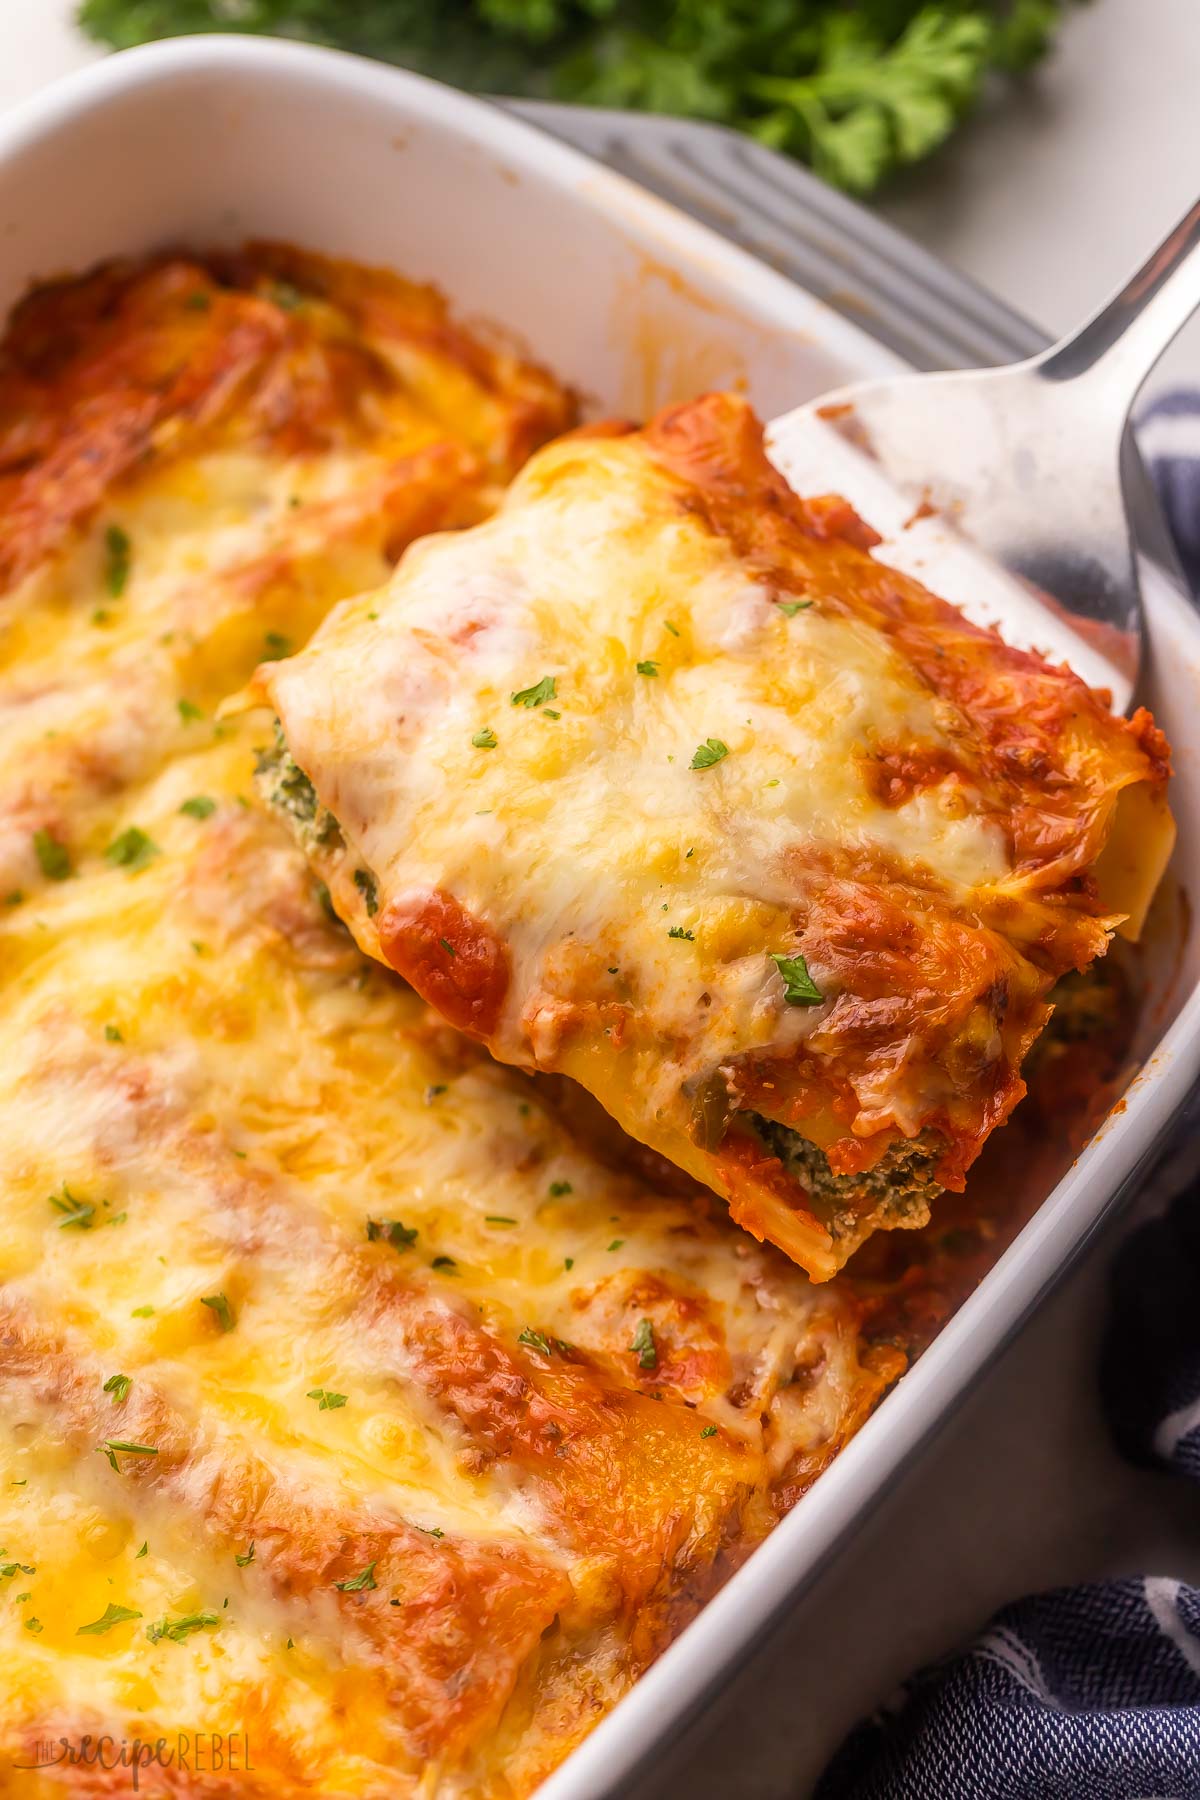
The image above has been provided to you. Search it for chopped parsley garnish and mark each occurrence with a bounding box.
[518,1327,553,1357]
[306,1388,348,1411]
[104,1024,123,1042]
[49,1186,94,1230]
[33,829,71,882]
[180,795,216,819]
[689,738,729,771]
[367,1217,418,1251]
[664,620,681,637]
[96,1440,158,1472]
[426,1084,447,1102]
[269,280,304,312]
[353,868,378,917]
[4,889,23,906]
[200,1293,235,1333]
[439,937,456,957]
[629,1318,658,1370]
[777,600,813,617]
[770,951,824,1006]
[147,1610,219,1643]
[264,630,292,657]
[471,727,498,749]
[564,1257,574,1271]
[177,698,204,723]
[548,1180,572,1197]
[431,1256,457,1272]
[636,660,659,676]
[235,1544,255,1567]
[184,290,211,311]
[485,1215,517,1226]
[510,675,556,709]
[542,707,561,719]
[135,1542,148,1559]
[667,926,695,940]
[131,1305,154,1318]
[415,1525,445,1539]
[78,1602,142,1636]
[24,1617,42,1634]
[0,1562,35,1577]
[334,1562,377,1592]
[105,827,159,872]
[102,1373,132,1402]
[607,1238,624,1253]
[104,524,131,597]
[700,1424,718,1438]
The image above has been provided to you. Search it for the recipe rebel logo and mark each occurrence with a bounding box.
[13,1732,255,1786]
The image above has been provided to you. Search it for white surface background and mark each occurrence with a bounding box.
[3,3,1200,1795]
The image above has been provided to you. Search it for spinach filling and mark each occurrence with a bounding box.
[748,1117,944,1244]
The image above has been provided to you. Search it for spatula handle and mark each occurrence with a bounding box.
[1035,195,1200,412]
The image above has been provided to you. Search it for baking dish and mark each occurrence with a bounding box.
[2,37,1199,1799]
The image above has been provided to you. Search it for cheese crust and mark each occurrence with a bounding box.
[255,394,1173,1280]
[0,250,913,1795]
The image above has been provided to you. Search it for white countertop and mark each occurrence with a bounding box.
[4,5,1200,1794]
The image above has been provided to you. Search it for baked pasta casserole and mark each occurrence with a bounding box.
[0,246,1170,1794]
[253,394,1174,1281]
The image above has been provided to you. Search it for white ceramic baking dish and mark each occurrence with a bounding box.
[3,37,1199,1799]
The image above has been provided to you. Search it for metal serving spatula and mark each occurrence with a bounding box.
[767,195,1200,712]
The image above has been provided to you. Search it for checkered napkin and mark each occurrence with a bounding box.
[815,406,1200,1800]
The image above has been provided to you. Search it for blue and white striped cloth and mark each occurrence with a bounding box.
[816,400,1200,1800]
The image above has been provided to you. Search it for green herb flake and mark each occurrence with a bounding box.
[664,621,681,637]
[4,890,23,906]
[334,1562,377,1593]
[147,1610,219,1644]
[135,1542,148,1559]
[104,827,159,872]
[269,280,304,312]
[184,290,211,311]
[431,1255,457,1272]
[548,1180,572,1197]
[264,631,292,657]
[636,660,659,676]
[510,675,556,709]
[104,524,131,597]
[104,1024,123,1043]
[32,829,71,882]
[485,1215,517,1227]
[235,1543,255,1567]
[607,1238,624,1253]
[177,698,204,723]
[353,868,378,917]
[306,1388,348,1411]
[131,1305,154,1318]
[49,1185,95,1230]
[366,1217,418,1251]
[77,1602,142,1636]
[200,1293,235,1333]
[629,1318,657,1371]
[689,738,729,771]
[102,1373,132,1403]
[777,600,812,617]
[518,1326,553,1357]
[24,1617,42,1634]
[770,951,824,1006]
[180,795,216,819]
[564,1257,574,1271]
[438,937,456,957]
[700,1424,718,1438]
[471,727,498,749]
[96,1440,158,1473]
[667,926,695,940]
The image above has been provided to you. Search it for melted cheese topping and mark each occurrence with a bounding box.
[259,395,1173,1281]
[0,253,895,1796]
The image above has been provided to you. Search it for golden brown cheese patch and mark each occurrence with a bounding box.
[0,254,890,1797]
[255,391,1172,1280]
